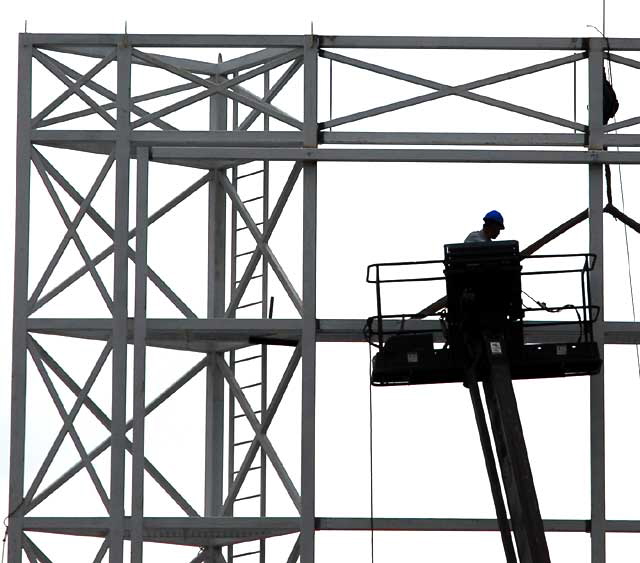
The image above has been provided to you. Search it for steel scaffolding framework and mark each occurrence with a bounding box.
[9,33,640,563]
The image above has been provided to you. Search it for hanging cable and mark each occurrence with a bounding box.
[586,23,640,374]
[596,23,640,377]
[602,34,640,375]
[368,344,375,563]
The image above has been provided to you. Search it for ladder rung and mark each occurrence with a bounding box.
[235,275,263,285]
[234,550,261,558]
[240,381,262,390]
[234,250,256,258]
[236,222,264,232]
[237,169,264,180]
[236,354,262,364]
[235,495,261,502]
[233,465,262,475]
[236,300,262,310]
[233,439,254,447]
[241,195,264,204]
[234,410,262,419]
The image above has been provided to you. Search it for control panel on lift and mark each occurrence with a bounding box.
[367,241,601,386]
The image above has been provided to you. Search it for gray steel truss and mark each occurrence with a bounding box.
[10,33,640,563]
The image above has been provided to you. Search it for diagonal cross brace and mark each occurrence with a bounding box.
[320,50,587,131]
[26,355,205,515]
[26,338,203,517]
[221,173,303,316]
[33,49,117,129]
[226,162,303,317]
[239,58,304,131]
[286,535,301,563]
[91,539,109,563]
[33,149,198,319]
[217,355,302,514]
[29,150,115,314]
[222,345,302,514]
[130,48,303,130]
[23,535,54,563]
[35,51,182,131]
[31,168,212,316]
[31,49,117,128]
[22,540,39,563]
[26,338,112,512]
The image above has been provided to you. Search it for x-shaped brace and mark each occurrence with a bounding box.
[130,48,303,130]
[31,49,117,128]
[222,345,302,514]
[25,337,112,512]
[29,149,115,315]
[33,49,117,128]
[29,148,198,319]
[225,162,303,317]
[320,50,587,132]
[25,337,203,517]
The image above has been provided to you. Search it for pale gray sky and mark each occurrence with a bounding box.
[3,1,640,562]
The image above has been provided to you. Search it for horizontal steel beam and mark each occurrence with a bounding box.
[33,130,640,148]
[25,319,640,346]
[26,34,305,47]
[26,35,640,50]
[38,130,591,147]
[319,36,594,50]
[317,518,640,533]
[22,516,640,536]
[322,132,587,146]
[317,517,589,532]
[23,517,300,546]
[150,147,640,165]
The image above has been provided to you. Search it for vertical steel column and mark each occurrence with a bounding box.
[8,34,32,563]
[301,34,318,563]
[110,38,131,563]
[227,72,239,563]
[588,37,606,563]
[260,69,271,563]
[131,147,149,563]
[205,60,227,525]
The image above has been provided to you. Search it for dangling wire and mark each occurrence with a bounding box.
[604,38,640,375]
[589,22,640,375]
[368,344,375,563]
[2,516,9,563]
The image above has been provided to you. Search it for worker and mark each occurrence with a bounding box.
[465,210,504,243]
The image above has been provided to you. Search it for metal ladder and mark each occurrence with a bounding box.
[227,156,269,563]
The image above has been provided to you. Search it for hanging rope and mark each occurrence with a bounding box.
[1,524,6,563]
[602,42,640,374]
[368,344,375,563]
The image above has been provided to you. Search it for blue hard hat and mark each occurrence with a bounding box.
[483,210,504,229]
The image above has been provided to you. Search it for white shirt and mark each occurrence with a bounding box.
[464,230,490,243]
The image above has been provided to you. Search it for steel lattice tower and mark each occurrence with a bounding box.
[9,33,640,563]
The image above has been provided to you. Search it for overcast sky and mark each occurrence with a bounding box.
[3,1,640,562]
